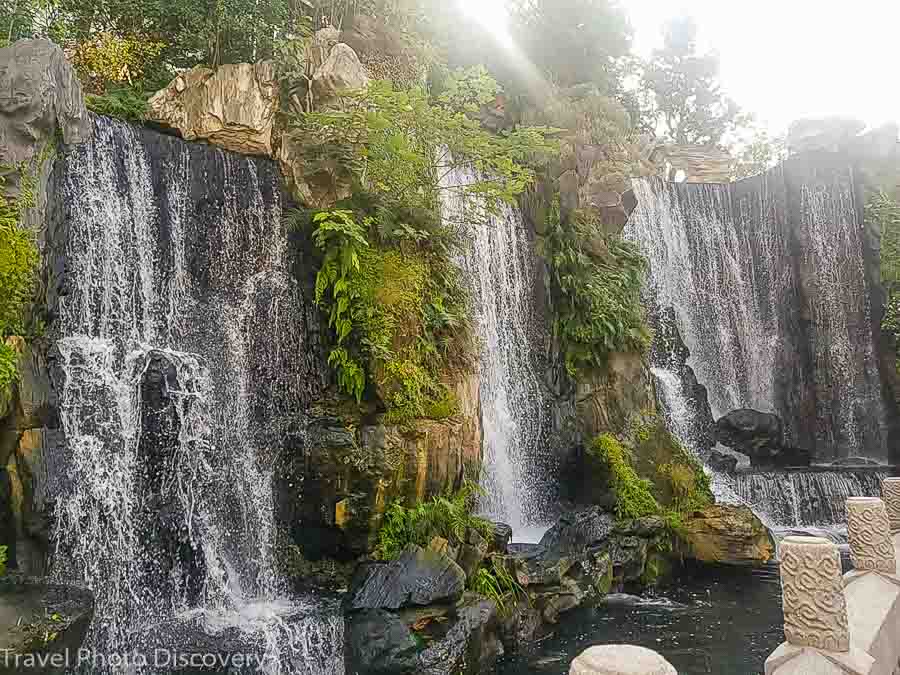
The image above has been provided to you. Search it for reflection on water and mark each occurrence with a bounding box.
[496,562,784,675]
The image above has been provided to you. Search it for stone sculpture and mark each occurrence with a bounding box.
[778,535,849,651]
[846,497,896,573]
[881,478,900,533]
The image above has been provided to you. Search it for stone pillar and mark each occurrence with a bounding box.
[778,535,849,651]
[846,497,896,573]
[569,645,677,675]
[881,478,900,533]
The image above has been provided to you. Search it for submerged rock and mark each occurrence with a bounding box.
[679,504,774,566]
[344,546,466,611]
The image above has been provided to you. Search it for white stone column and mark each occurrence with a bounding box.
[765,536,874,675]
[569,645,676,675]
[847,497,896,573]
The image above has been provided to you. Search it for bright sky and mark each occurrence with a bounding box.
[626,0,900,134]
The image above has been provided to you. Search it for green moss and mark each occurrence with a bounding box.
[871,191,900,371]
[590,434,660,520]
[0,546,6,576]
[640,551,672,587]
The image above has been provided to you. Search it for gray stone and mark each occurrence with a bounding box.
[417,597,503,675]
[0,39,90,170]
[539,506,615,556]
[715,409,810,468]
[345,609,418,675]
[507,545,573,586]
[344,546,466,611]
[569,644,677,675]
[490,522,512,554]
[456,529,489,579]
[707,444,751,473]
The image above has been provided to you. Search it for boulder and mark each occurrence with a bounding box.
[344,546,466,611]
[707,444,751,473]
[147,62,278,156]
[345,609,418,675]
[455,529,489,579]
[539,506,615,556]
[312,43,370,102]
[489,522,512,555]
[678,504,774,566]
[498,601,542,653]
[715,409,810,467]
[417,597,503,675]
[0,39,91,170]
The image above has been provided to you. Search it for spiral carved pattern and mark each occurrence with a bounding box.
[779,536,849,651]
[882,478,900,532]
[847,497,896,573]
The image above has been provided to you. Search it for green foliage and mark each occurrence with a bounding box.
[871,191,900,370]
[375,482,494,561]
[0,342,17,396]
[0,172,39,361]
[0,545,6,576]
[641,17,749,146]
[731,130,787,180]
[437,65,501,114]
[84,87,150,122]
[590,434,660,520]
[542,204,650,375]
[469,558,525,613]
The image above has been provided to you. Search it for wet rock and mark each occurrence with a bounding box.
[147,62,278,156]
[344,546,466,611]
[532,578,586,624]
[498,601,542,653]
[715,409,810,467]
[607,535,649,583]
[539,506,615,556]
[613,516,665,538]
[679,504,773,566]
[507,545,572,587]
[345,609,418,675]
[490,523,512,554]
[0,577,93,670]
[456,529,489,579]
[707,444,751,473]
[417,597,503,675]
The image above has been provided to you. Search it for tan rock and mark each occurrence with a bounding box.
[570,644,677,675]
[147,62,278,156]
[312,43,369,102]
[574,354,655,440]
[679,504,773,566]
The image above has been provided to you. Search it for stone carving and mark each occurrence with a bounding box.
[846,497,896,573]
[569,645,676,675]
[778,536,849,652]
[882,478,900,533]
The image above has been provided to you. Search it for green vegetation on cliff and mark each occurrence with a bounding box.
[375,482,494,560]
[871,191,900,369]
[542,204,650,375]
[0,172,40,398]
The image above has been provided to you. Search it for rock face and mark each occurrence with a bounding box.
[147,62,278,156]
[538,506,615,556]
[715,409,811,468]
[679,505,774,566]
[278,369,482,559]
[312,43,370,102]
[344,546,466,611]
[650,144,733,183]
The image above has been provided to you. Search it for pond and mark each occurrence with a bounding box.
[496,561,785,675]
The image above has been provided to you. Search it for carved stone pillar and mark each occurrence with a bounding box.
[846,497,896,573]
[778,535,849,651]
[881,478,900,533]
[569,645,677,675]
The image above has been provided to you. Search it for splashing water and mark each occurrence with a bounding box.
[48,116,339,672]
[440,165,549,535]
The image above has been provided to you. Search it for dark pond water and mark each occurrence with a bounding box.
[496,562,785,675]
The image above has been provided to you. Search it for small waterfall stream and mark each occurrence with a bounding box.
[440,165,549,538]
[48,116,341,673]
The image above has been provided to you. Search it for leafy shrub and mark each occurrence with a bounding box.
[85,87,150,122]
[469,558,525,613]
[869,192,900,370]
[590,434,659,520]
[0,545,6,575]
[72,33,166,94]
[542,204,650,375]
[375,482,494,560]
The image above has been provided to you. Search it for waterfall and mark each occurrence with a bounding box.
[733,470,885,529]
[48,115,341,673]
[625,161,889,461]
[440,165,549,537]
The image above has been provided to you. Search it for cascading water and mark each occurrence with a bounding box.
[47,115,341,673]
[440,165,549,537]
[625,160,889,461]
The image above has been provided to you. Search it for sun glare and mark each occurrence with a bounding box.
[457,0,514,48]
